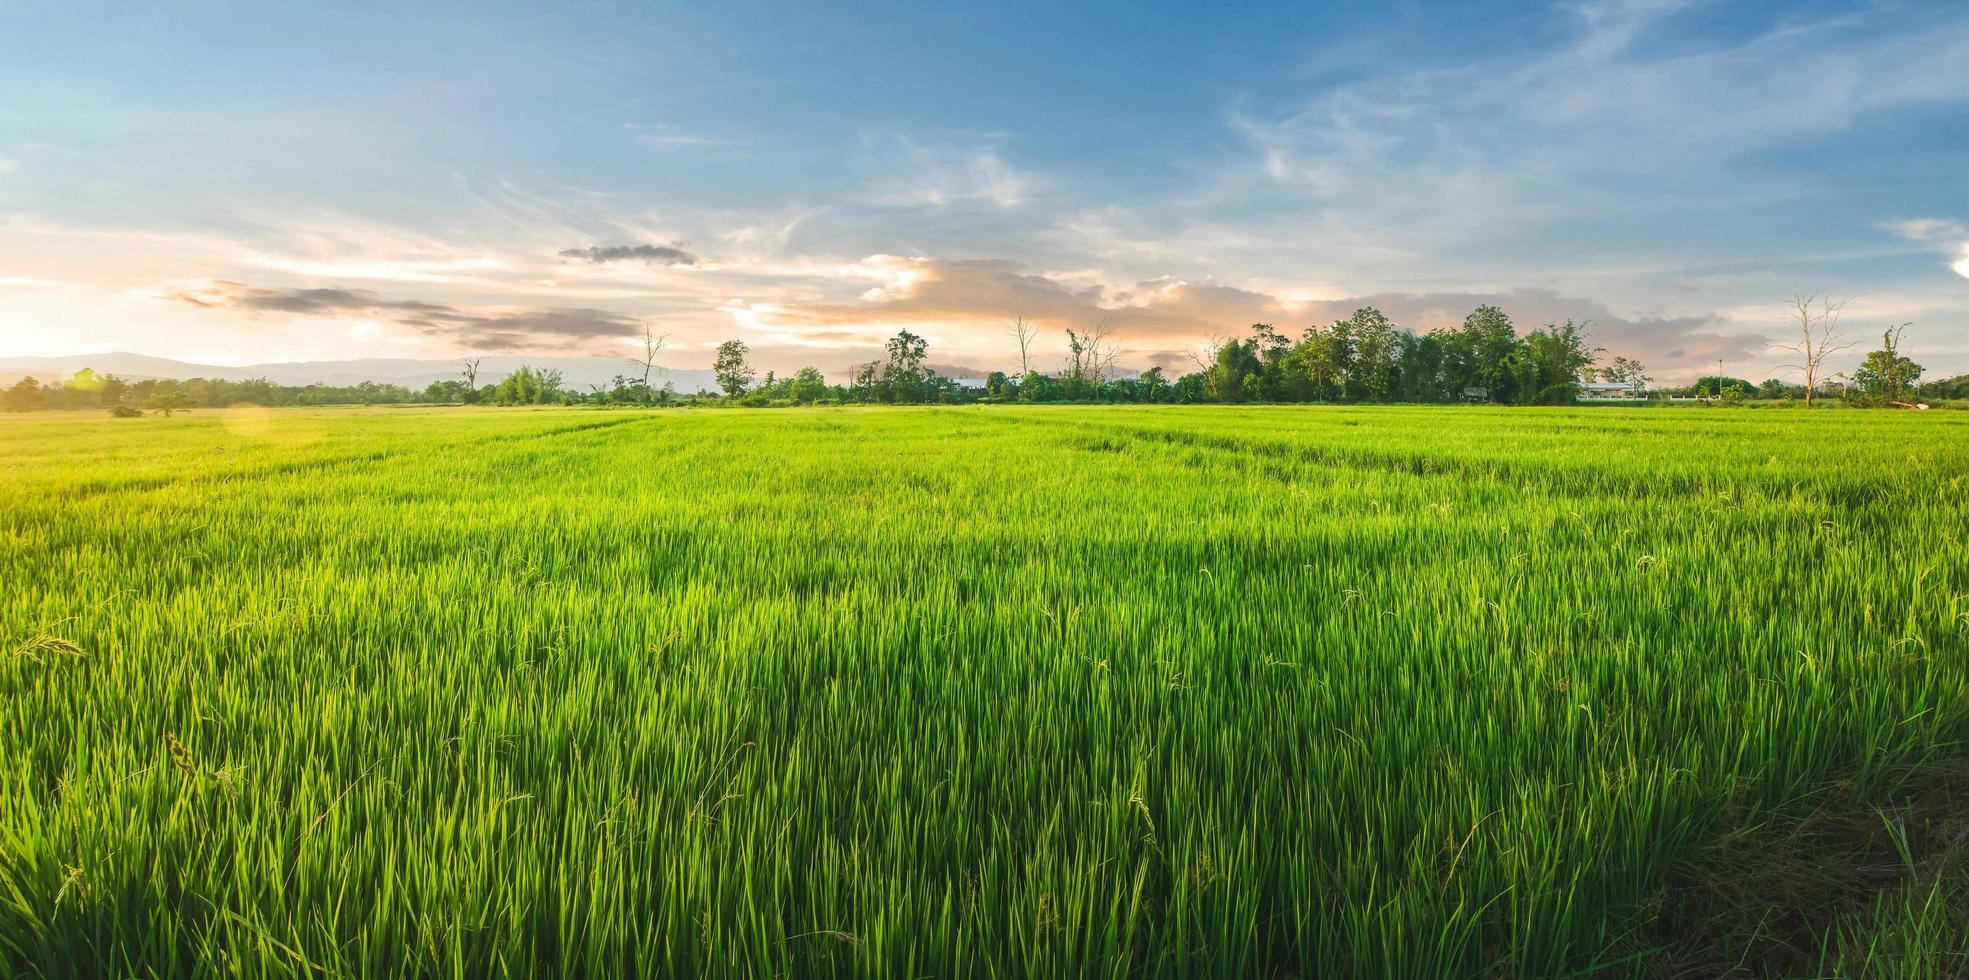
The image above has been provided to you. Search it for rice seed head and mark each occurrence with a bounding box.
[11,634,87,664]
[166,732,197,776]
[54,864,87,913]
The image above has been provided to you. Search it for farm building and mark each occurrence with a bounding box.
[1578,381,1645,400]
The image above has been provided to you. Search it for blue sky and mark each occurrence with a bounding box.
[2,0,1965,380]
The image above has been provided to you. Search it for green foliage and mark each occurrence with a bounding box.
[1852,328,1923,405]
[2,406,1966,976]
[789,367,829,404]
[1923,373,1969,401]
[490,365,564,405]
[2,376,44,412]
[144,389,191,416]
[1515,319,1601,405]
[1600,356,1651,388]
[1206,337,1262,402]
[713,339,754,397]
[1690,375,1763,398]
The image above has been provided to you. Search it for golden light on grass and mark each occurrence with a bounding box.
[221,401,322,445]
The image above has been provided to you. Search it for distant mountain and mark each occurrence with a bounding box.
[0,352,721,393]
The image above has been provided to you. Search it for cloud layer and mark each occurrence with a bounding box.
[557,243,699,267]
[166,280,642,352]
[742,256,1768,377]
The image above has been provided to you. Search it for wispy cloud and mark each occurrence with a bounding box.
[859,136,1034,209]
[1215,2,1969,284]
[244,253,510,282]
[623,122,730,148]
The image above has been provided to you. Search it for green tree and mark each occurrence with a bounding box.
[1247,323,1292,401]
[1288,325,1350,401]
[1518,320,1601,405]
[882,330,931,402]
[1394,332,1446,402]
[1600,356,1651,390]
[1851,325,1921,405]
[886,330,928,375]
[1692,376,1761,398]
[1206,338,1262,403]
[789,367,828,404]
[2,377,45,412]
[713,340,754,397]
[490,366,563,405]
[1445,305,1521,402]
[63,367,121,408]
[146,389,191,416]
[1344,308,1400,401]
[1171,372,1209,403]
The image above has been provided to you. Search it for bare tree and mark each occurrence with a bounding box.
[1775,289,1855,408]
[1006,314,1037,376]
[627,322,669,388]
[460,355,482,390]
[1086,320,1118,383]
[1187,334,1227,373]
[1069,320,1120,382]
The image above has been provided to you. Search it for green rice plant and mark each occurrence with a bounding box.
[0,404,1964,977]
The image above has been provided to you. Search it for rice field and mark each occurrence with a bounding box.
[3,404,1967,978]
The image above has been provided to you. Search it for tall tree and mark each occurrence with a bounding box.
[1517,320,1601,404]
[1600,356,1651,390]
[1451,305,1520,403]
[459,356,483,404]
[2,377,45,412]
[885,330,928,376]
[1006,314,1037,376]
[1776,289,1855,408]
[1206,337,1263,403]
[1344,308,1400,401]
[1852,323,1921,405]
[1288,324,1350,401]
[883,330,930,402]
[713,340,755,397]
[789,366,829,404]
[628,322,668,391]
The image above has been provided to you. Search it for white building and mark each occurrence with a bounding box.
[1578,381,1645,400]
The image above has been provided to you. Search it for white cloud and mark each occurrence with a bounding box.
[1886,218,1969,281]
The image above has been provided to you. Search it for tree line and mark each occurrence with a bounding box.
[684,303,1955,408]
[4,301,1955,414]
